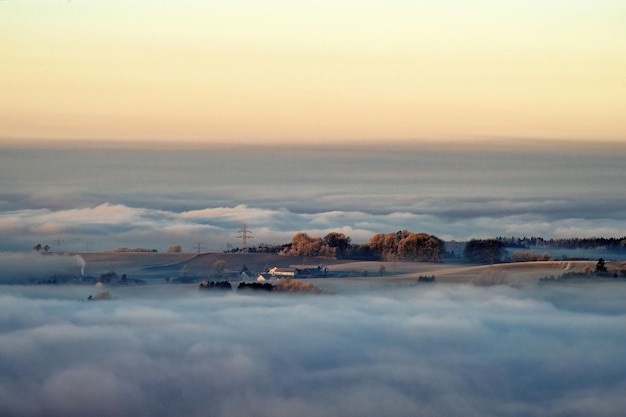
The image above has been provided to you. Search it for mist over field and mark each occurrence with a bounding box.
[2,283,626,417]
[1,141,625,252]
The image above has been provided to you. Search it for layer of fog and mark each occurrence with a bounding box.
[2,283,626,417]
[0,253,85,284]
[1,141,625,251]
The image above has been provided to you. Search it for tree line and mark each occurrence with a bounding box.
[496,236,626,250]
[277,230,445,263]
[117,232,626,265]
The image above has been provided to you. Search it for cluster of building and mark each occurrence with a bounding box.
[255,265,327,281]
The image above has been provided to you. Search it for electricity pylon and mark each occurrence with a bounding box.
[237,224,253,252]
[194,241,205,254]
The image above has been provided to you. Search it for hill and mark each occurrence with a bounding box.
[76,252,352,280]
[75,252,610,289]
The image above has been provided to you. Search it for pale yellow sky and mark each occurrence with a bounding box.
[1,0,625,144]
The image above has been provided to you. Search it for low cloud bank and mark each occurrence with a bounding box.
[2,201,626,252]
[1,284,626,417]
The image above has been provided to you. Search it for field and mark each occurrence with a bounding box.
[75,251,603,291]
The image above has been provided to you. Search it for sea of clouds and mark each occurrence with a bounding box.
[2,282,626,417]
[1,141,625,252]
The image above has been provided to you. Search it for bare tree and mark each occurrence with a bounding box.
[211,260,227,278]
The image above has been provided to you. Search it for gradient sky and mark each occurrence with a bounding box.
[1,0,625,144]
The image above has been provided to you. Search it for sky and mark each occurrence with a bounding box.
[1,0,625,144]
[2,278,626,417]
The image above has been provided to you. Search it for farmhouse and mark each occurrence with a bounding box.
[269,267,297,278]
[268,265,325,278]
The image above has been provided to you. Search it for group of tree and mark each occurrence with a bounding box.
[274,232,625,266]
[107,247,158,253]
[463,239,507,264]
[33,243,51,253]
[198,280,232,291]
[496,236,626,251]
[236,279,330,294]
[278,230,444,263]
[367,231,445,262]
[167,245,183,253]
[279,232,341,258]
[510,250,553,263]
